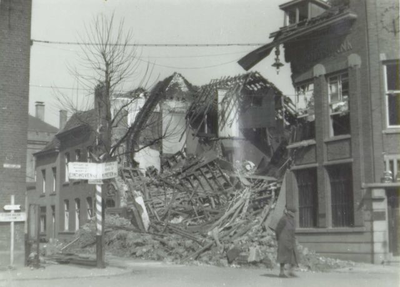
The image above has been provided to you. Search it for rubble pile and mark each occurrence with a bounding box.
[64,152,353,272]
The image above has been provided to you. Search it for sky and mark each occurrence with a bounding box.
[29,0,294,128]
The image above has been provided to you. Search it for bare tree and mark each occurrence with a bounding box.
[55,13,188,167]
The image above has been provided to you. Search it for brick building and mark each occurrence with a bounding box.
[26,102,59,183]
[0,0,32,266]
[239,0,399,263]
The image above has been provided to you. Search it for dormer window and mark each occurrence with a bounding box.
[280,0,330,27]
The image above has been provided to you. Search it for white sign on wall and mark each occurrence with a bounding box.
[0,212,26,222]
[68,162,118,181]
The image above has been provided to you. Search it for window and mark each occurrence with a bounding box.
[328,72,350,136]
[106,199,115,208]
[296,82,314,117]
[75,199,80,231]
[40,206,46,233]
[87,146,93,163]
[384,155,400,182]
[86,197,93,220]
[328,164,354,227]
[75,149,82,162]
[385,61,400,127]
[51,205,56,238]
[64,200,69,231]
[65,152,70,182]
[52,168,56,193]
[41,170,46,193]
[296,168,318,227]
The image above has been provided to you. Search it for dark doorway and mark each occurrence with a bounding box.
[387,188,400,256]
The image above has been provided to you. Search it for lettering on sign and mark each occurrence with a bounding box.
[68,162,118,180]
[101,162,118,179]
[0,212,26,222]
[3,163,21,169]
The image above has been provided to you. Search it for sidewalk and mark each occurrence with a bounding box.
[0,255,398,282]
[0,257,130,282]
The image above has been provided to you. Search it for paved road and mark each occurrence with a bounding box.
[1,259,398,287]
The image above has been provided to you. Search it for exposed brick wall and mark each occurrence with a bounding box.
[0,0,32,266]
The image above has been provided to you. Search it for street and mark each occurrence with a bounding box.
[1,259,398,287]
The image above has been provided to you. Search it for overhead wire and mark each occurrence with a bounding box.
[31,39,264,47]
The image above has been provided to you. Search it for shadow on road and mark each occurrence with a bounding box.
[260,273,281,278]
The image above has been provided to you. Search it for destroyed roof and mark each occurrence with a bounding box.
[238,4,357,70]
[150,72,197,101]
[28,115,58,133]
[114,87,147,99]
[187,71,289,123]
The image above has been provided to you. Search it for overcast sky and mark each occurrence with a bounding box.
[30,0,293,127]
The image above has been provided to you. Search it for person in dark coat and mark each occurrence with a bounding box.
[275,206,299,278]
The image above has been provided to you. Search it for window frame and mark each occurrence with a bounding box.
[40,206,46,233]
[295,168,318,228]
[52,167,56,193]
[384,154,400,182]
[327,71,350,137]
[86,197,93,220]
[384,61,400,128]
[41,169,46,194]
[64,152,70,183]
[75,198,80,231]
[328,164,354,227]
[64,200,69,231]
[75,149,82,162]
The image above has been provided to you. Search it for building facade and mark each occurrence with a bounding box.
[239,0,399,263]
[0,0,32,266]
[26,102,59,183]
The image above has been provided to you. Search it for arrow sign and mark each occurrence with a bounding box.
[4,205,21,211]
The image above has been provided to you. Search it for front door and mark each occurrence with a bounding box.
[387,188,400,256]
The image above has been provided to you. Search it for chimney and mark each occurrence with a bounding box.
[59,110,67,130]
[35,101,45,121]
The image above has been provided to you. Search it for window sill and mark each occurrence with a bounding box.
[296,226,366,234]
[324,134,351,143]
[287,139,316,149]
[62,182,70,186]
[49,192,56,196]
[73,180,81,185]
[39,194,45,198]
[383,128,400,134]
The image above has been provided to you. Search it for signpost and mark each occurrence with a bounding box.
[68,161,118,268]
[1,195,25,266]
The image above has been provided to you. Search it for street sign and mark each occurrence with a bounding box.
[101,162,118,179]
[3,163,21,169]
[4,205,21,211]
[68,162,98,180]
[0,212,26,222]
[68,162,118,180]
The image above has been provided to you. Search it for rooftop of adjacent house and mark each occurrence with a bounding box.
[28,114,58,133]
[36,109,97,155]
[238,1,356,70]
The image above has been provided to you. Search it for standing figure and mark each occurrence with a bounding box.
[275,207,299,278]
